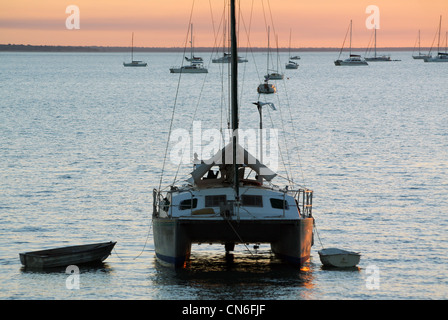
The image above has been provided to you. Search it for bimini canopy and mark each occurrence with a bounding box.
[189,142,277,184]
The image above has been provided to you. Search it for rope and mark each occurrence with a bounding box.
[157,0,196,191]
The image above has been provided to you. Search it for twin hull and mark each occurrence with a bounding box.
[153,217,313,267]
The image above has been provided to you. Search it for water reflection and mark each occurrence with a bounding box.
[20,262,114,274]
[152,249,316,300]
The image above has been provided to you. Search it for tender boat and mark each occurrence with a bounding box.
[318,248,361,268]
[19,241,116,269]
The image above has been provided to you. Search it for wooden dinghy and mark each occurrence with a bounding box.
[318,248,361,268]
[19,241,116,269]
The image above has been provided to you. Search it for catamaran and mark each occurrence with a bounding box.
[424,16,448,63]
[334,20,368,66]
[170,24,208,73]
[152,0,314,268]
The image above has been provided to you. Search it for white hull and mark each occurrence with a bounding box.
[153,217,314,267]
[413,54,431,60]
[123,61,147,67]
[285,61,299,69]
[212,54,248,63]
[334,59,368,66]
[424,54,448,62]
[170,65,208,73]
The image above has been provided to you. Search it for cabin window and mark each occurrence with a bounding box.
[242,195,263,207]
[179,198,198,210]
[270,198,289,210]
[205,195,227,207]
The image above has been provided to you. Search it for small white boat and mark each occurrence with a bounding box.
[285,60,299,69]
[318,248,361,268]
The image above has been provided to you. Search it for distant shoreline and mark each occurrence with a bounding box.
[0,44,420,53]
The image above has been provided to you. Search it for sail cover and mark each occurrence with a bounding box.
[190,142,277,183]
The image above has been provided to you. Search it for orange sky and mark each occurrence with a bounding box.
[0,0,447,48]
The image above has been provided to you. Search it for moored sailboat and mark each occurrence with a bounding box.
[170,24,208,73]
[334,20,368,66]
[123,33,147,67]
[365,26,392,62]
[424,16,448,63]
[412,30,432,59]
[152,0,314,268]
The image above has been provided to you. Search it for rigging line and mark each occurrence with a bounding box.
[272,91,293,183]
[264,105,291,183]
[279,72,307,187]
[338,22,350,59]
[223,216,254,256]
[157,0,196,191]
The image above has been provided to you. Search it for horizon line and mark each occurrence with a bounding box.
[0,44,425,52]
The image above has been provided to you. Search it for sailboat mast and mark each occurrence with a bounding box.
[267,26,270,74]
[190,24,193,60]
[349,20,352,56]
[230,0,239,199]
[437,15,442,53]
[131,32,134,61]
[374,26,377,58]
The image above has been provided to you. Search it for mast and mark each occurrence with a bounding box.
[131,32,134,61]
[374,25,377,58]
[190,24,193,60]
[230,0,239,199]
[349,20,352,56]
[418,29,421,55]
[437,15,442,53]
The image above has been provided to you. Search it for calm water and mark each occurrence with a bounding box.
[0,51,447,300]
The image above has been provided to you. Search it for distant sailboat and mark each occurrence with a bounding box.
[424,16,448,63]
[123,33,147,67]
[412,30,432,59]
[258,26,277,94]
[334,20,368,66]
[365,26,392,61]
[170,24,208,73]
[285,29,299,69]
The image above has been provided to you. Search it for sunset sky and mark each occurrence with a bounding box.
[1,0,447,48]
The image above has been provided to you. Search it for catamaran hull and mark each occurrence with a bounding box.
[152,217,313,267]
